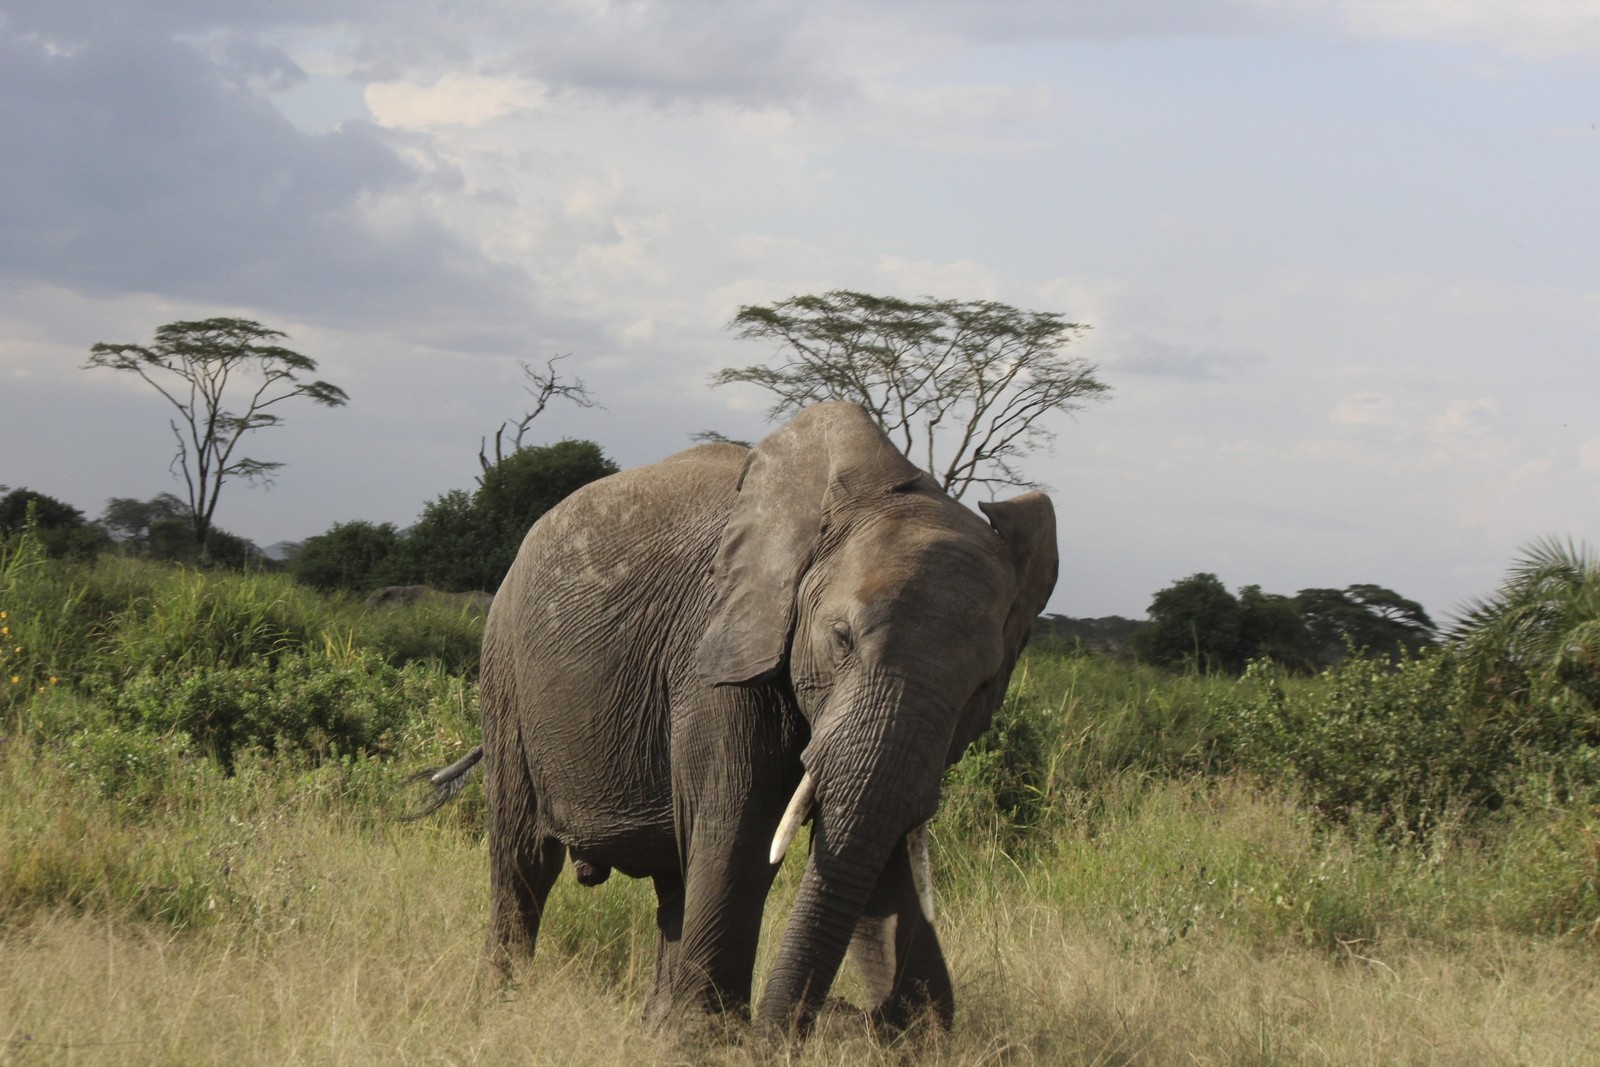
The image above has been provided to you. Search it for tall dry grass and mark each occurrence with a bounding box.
[4,768,1597,1066]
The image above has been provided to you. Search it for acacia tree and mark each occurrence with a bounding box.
[86,318,348,550]
[714,290,1109,498]
[1296,584,1436,663]
[1135,574,1437,674]
[100,493,188,545]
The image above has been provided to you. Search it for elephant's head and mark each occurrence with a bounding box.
[696,402,1058,1033]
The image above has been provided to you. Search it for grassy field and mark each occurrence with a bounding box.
[4,767,1596,1066]
[3,550,1598,1064]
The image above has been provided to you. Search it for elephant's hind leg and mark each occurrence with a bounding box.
[642,872,686,1029]
[483,729,565,983]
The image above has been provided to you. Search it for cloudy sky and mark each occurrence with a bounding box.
[2,1,1597,619]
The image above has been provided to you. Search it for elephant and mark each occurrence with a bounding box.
[415,401,1057,1037]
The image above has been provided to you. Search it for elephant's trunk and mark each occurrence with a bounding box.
[770,774,933,924]
[756,673,953,1034]
[758,846,872,1033]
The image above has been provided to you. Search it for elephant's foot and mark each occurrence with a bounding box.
[643,989,753,1045]
[475,942,520,996]
[751,996,871,1046]
[770,994,946,1048]
[863,973,954,1034]
[868,993,953,1041]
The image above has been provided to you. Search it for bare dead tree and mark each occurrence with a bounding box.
[478,354,602,477]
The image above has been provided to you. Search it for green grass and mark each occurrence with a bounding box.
[1,549,486,696]
[2,547,1599,1063]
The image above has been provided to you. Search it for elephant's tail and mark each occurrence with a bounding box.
[400,745,484,821]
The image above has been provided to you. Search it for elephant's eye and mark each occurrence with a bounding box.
[829,621,854,658]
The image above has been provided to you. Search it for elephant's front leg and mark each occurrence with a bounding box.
[658,688,803,1024]
[848,836,954,1031]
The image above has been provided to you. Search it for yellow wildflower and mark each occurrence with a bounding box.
[8,675,18,685]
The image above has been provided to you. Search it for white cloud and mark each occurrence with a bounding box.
[1116,336,1264,382]
[5,0,1599,622]
[1329,392,1398,426]
[854,80,1059,154]
[1256,0,1600,59]
[366,74,546,128]
[1428,396,1498,439]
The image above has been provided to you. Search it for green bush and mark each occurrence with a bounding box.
[104,650,439,767]
[944,652,1233,839]
[1221,655,1478,830]
[393,440,618,592]
[287,520,403,593]
[0,551,483,695]
[1220,642,1600,838]
[61,722,210,808]
[0,489,111,561]
[93,569,320,677]
[344,598,486,677]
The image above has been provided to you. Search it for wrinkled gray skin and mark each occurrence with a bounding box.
[475,402,1057,1036]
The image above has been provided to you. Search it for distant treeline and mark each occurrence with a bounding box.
[0,438,620,597]
[1036,574,1437,675]
[7,466,1442,680]
[286,440,617,595]
[1032,614,1146,656]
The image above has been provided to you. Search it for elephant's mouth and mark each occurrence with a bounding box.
[768,771,936,922]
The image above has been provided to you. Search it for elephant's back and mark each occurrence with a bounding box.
[497,442,743,618]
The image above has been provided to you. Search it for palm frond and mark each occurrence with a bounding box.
[1446,536,1600,642]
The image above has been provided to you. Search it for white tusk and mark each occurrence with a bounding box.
[769,772,816,865]
[907,822,935,923]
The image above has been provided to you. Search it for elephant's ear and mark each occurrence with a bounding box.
[978,493,1059,667]
[696,402,923,686]
[942,493,1058,765]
